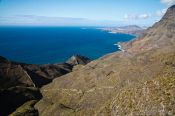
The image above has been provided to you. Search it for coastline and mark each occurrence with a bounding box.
[97,27,143,37]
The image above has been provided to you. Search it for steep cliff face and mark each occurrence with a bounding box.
[35,5,175,116]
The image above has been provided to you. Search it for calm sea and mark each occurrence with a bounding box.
[0,27,135,64]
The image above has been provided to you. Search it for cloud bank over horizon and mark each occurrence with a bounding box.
[0,15,125,27]
[0,0,174,26]
[122,0,174,25]
[124,14,150,20]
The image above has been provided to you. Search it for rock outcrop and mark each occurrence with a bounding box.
[35,5,175,116]
[66,55,91,66]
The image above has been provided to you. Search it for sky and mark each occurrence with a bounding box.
[0,0,175,26]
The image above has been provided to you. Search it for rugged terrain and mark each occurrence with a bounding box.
[0,55,90,115]
[35,5,175,116]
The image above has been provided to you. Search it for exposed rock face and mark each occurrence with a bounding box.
[66,55,91,65]
[35,5,175,115]
[0,55,91,115]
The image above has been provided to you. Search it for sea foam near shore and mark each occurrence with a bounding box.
[114,43,125,52]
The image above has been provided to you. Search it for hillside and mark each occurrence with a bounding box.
[0,55,90,115]
[35,5,175,116]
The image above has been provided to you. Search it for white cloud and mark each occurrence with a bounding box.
[124,14,150,20]
[156,8,167,17]
[161,0,175,6]
[138,14,150,19]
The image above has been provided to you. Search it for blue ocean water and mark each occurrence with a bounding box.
[0,27,135,64]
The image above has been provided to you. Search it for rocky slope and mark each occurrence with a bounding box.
[35,5,175,116]
[0,55,90,115]
[121,5,175,53]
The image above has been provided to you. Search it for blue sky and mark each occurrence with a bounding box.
[0,0,174,26]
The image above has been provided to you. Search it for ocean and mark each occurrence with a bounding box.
[0,27,135,64]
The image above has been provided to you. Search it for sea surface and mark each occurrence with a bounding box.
[0,27,135,64]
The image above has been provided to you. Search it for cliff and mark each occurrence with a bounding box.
[35,5,175,115]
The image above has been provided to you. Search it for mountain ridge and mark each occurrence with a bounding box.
[0,55,90,115]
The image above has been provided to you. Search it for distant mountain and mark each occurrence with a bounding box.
[99,25,145,36]
[118,25,143,30]
[35,5,175,115]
